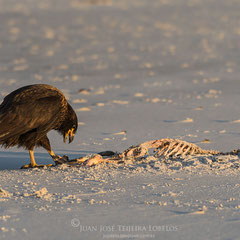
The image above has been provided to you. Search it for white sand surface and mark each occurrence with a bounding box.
[0,0,240,239]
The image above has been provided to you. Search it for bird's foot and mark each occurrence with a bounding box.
[53,155,69,165]
[21,163,53,169]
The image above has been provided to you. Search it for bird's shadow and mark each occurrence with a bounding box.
[0,150,94,170]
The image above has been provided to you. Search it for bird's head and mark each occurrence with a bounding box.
[60,103,78,144]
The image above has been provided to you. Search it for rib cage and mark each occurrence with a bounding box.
[120,138,220,159]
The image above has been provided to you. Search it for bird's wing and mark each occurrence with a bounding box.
[0,96,63,141]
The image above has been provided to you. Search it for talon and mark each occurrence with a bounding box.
[53,155,69,164]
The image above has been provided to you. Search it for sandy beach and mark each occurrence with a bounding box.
[0,0,240,239]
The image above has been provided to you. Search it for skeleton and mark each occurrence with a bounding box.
[50,138,240,167]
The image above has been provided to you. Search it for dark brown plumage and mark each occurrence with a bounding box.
[0,84,78,168]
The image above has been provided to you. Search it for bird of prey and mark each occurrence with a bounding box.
[0,84,78,168]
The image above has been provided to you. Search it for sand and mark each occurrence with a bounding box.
[0,0,240,239]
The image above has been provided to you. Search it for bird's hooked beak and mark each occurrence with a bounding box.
[64,128,75,143]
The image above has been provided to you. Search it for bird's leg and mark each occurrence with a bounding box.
[29,149,37,167]
[47,149,58,160]
[37,135,69,165]
[21,149,53,169]
[21,149,36,169]
[47,149,69,164]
